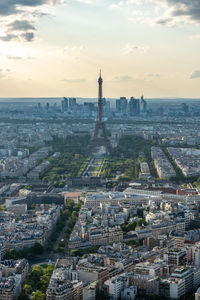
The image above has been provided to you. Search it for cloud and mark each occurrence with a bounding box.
[64,45,86,52]
[62,78,87,83]
[21,32,35,42]
[0,0,62,42]
[6,55,33,59]
[190,34,200,40]
[153,0,200,25]
[74,0,92,4]
[110,0,143,9]
[0,0,63,16]
[155,17,173,25]
[112,0,200,26]
[0,68,11,79]
[63,45,87,60]
[0,34,18,42]
[190,70,200,79]
[7,56,23,59]
[111,75,133,82]
[122,44,148,54]
[0,32,35,42]
[8,20,36,32]
[148,73,161,77]
[0,20,36,42]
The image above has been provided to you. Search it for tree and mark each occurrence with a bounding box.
[137,218,146,227]
[24,284,33,295]
[32,290,45,300]
[72,211,78,219]
[5,249,19,260]
[56,247,65,253]
[45,265,55,275]
[70,249,81,256]
[127,221,137,232]
[63,209,70,217]
[32,243,44,255]
[66,200,75,211]
[18,293,29,300]
[31,265,44,282]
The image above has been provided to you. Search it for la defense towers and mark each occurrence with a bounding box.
[90,72,112,153]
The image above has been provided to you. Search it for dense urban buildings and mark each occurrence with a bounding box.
[1,83,200,299]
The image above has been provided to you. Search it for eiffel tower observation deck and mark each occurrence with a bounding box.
[89,71,112,153]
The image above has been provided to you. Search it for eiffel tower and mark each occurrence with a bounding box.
[90,71,112,153]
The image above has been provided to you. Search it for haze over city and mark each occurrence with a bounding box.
[0,0,200,98]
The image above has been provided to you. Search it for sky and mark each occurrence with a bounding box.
[0,0,200,98]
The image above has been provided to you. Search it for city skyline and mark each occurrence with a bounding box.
[0,0,200,98]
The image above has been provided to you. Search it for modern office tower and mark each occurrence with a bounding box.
[136,98,140,115]
[90,71,112,153]
[102,98,110,117]
[61,100,65,112]
[84,102,95,116]
[140,95,147,113]
[121,97,128,114]
[64,97,69,111]
[158,106,164,116]
[129,97,138,116]
[69,98,76,110]
[182,103,189,115]
[116,99,121,113]
[116,97,128,115]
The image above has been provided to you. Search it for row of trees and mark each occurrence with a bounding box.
[101,135,158,181]
[70,246,100,257]
[162,147,185,182]
[18,264,54,300]
[5,200,82,259]
[17,200,82,299]
[125,238,144,247]
[162,147,200,185]
[5,242,44,260]
[48,199,82,253]
[41,135,91,185]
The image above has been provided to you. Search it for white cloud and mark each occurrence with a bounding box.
[148,73,161,77]
[122,44,148,54]
[190,70,200,79]
[0,68,12,79]
[62,78,87,83]
[0,0,63,42]
[64,45,86,52]
[190,35,200,40]
[74,0,92,3]
[111,0,200,26]
[111,75,133,82]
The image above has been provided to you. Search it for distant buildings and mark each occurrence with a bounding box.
[116,96,147,117]
[59,95,147,119]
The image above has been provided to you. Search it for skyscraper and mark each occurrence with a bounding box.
[69,98,76,110]
[116,97,128,115]
[140,95,147,113]
[129,97,138,116]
